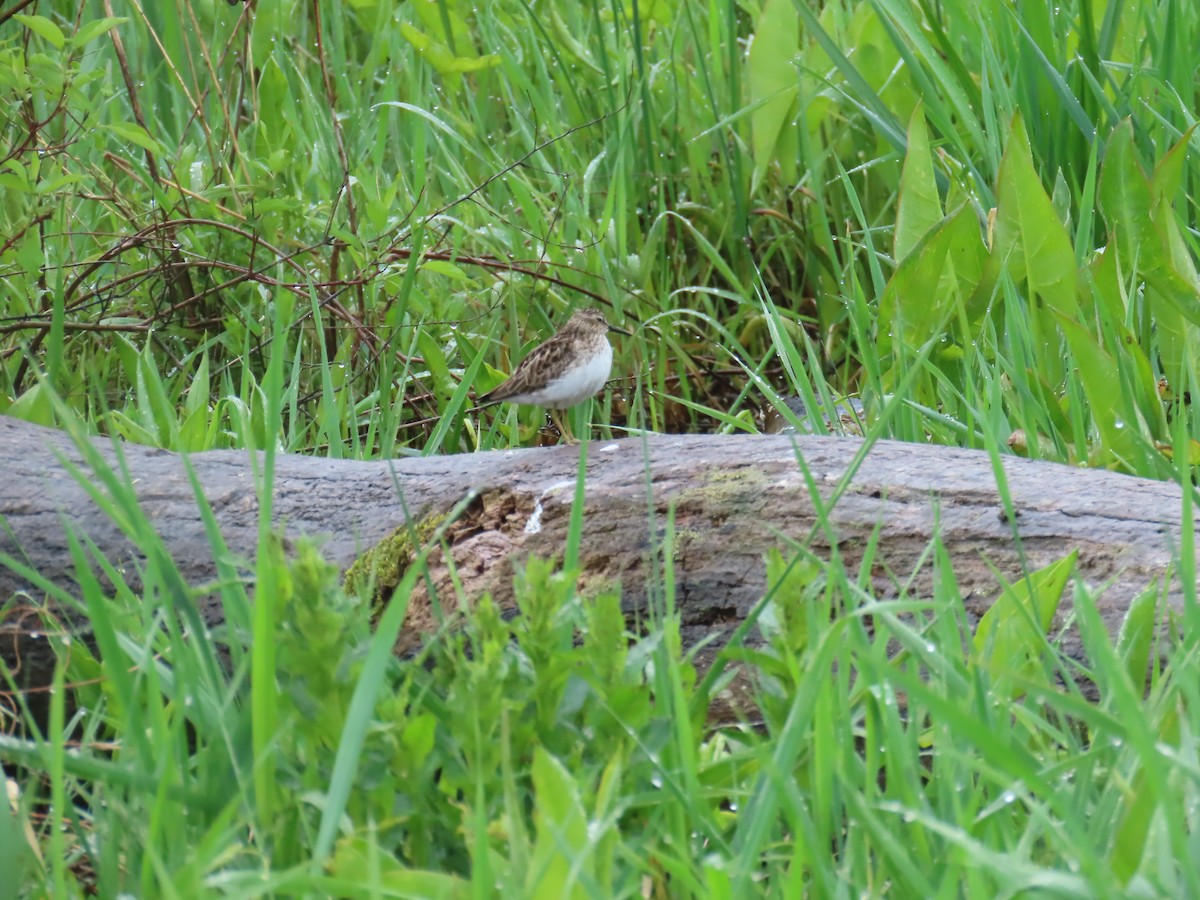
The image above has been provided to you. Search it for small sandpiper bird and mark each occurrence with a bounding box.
[479,308,629,443]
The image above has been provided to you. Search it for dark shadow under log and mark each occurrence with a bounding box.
[0,414,1192,723]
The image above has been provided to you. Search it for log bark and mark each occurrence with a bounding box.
[0,415,1192,723]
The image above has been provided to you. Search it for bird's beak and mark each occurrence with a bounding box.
[608,322,633,336]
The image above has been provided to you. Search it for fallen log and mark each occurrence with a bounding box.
[0,414,1192,725]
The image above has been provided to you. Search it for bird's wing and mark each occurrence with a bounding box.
[479,334,567,403]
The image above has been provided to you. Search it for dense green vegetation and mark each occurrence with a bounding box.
[2,0,1199,895]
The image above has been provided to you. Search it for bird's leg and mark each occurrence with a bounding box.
[549,409,579,445]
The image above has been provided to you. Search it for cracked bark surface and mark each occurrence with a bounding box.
[0,414,1191,721]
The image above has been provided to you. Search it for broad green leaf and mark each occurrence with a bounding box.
[1084,237,1128,327]
[878,204,987,354]
[527,748,590,900]
[416,329,454,394]
[105,122,165,157]
[421,259,471,281]
[137,342,178,447]
[14,15,65,49]
[177,407,216,452]
[184,352,211,418]
[0,172,32,193]
[400,23,500,80]
[249,0,289,59]
[412,0,476,58]
[625,0,673,22]
[1116,584,1161,695]
[972,551,1077,694]
[399,711,437,769]
[1111,704,1179,885]
[1157,202,1200,289]
[1098,121,1157,265]
[1056,314,1138,464]
[7,382,57,426]
[748,0,799,192]
[256,56,290,154]
[760,547,822,654]
[547,6,603,74]
[69,16,126,49]
[34,173,85,194]
[705,862,734,900]
[13,233,44,301]
[849,4,919,123]
[1098,120,1200,386]
[586,749,623,897]
[1144,274,1200,399]
[0,754,32,881]
[1156,437,1200,465]
[102,410,154,444]
[792,1,906,151]
[1096,121,1200,316]
[1050,169,1072,231]
[1151,124,1198,204]
[1082,246,1167,440]
[992,114,1078,321]
[329,837,470,899]
[179,351,215,451]
[1151,196,1200,389]
[894,103,942,263]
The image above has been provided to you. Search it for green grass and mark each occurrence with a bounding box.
[3,0,1200,895]
[3,442,1196,896]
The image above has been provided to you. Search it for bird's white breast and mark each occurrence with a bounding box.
[524,340,613,409]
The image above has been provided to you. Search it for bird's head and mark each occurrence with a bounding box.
[566,308,631,336]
